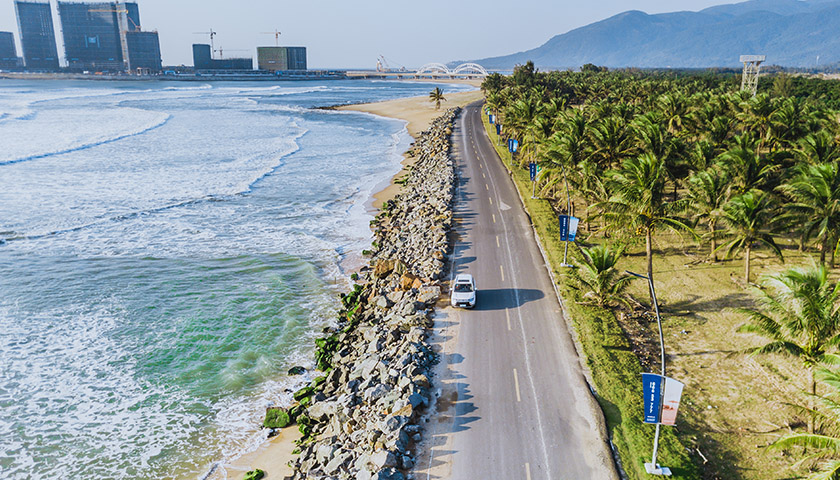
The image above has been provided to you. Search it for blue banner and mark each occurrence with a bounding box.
[489,114,495,124]
[558,215,580,242]
[642,373,663,424]
[529,162,537,181]
[496,123,501,135]
[510,139,519,153]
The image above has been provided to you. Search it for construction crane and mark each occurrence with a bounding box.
[89,1,135,71]
[260,30,282,46]
[376,55,406,73]
[192,29,217,58]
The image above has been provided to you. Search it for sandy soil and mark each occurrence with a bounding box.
[222,428,302,480]
[338,88,484,209]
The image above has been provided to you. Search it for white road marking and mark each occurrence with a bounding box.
[492,214,496,223]
[506,308,511,331]
[496,236,500,248]
[525,463,532,480]
[485,184,489,191]
[500,265,505,281]
[513,368,521,402]
[489,197,493,205]
[482,172,486,179]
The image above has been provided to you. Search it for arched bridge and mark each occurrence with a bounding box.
[347,62,489,79]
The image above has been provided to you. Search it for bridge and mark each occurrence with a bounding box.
[346,62,489,79]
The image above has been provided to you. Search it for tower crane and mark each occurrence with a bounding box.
[89,1,135,71]
[192,29,217,58]
[260,30,282,46]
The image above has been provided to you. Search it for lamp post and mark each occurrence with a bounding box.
[560,160,573,267]
[626,269,671,476]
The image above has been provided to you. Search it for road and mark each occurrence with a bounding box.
[421,102,619,480]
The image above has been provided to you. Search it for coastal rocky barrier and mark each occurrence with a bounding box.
[272,107,460,480]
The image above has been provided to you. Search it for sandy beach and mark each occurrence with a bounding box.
[338,86,484,209]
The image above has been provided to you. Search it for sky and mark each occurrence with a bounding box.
[1,0,738,69]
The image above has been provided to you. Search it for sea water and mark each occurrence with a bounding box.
[0,79,474,479]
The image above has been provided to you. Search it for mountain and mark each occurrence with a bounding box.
[468,0,840,69]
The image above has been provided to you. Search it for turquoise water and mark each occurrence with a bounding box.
[0,79,473,479]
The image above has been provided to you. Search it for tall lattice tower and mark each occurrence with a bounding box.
[740,55,766,96]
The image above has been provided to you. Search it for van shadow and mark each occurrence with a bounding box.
[473,288,545,310]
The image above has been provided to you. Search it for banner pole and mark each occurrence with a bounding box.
[561,161,572,267]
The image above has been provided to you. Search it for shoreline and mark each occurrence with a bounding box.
[219,87,482,480]
[338,87,483,210]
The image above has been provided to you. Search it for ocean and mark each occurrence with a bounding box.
[0,79,473,479]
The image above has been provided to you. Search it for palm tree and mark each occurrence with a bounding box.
[718,190,783,283]
[737,93,777,151]
[429,87,446,110]
[771,366,840,478]
[739,264,840,433]
[590,115,633,169]
[778,162,840,266]
[601,153,693,287]
[798,131,840,165]
[572,244,636,307]
[719,134,777,194]
[686,168,731,261]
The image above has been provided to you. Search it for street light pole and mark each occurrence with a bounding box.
[626,269,671,476]
[560,160,572,267]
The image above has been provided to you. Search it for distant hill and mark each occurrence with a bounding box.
[467,0,840,69]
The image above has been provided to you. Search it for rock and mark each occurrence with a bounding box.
[288,108,462,479]
[263,407,291,429]
[288,365,307,375]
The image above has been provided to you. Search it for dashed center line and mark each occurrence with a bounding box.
[525,463,532,480]
[500,264,505,281]
[496,235,500,248]
[485,184,489,191]
[513,368,521,402]
[506,308,512,331]
[492,214,496,223]
[489,197,493,205]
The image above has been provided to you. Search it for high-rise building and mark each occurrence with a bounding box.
[57,1,159,73]
[58,1,124,71]
[14,1,60,71]
[192,43,211,70]
[125,30,160,72]
[0,32,22,69]
[257,46,306,71]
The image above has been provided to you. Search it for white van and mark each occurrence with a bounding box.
[450,273,477,308]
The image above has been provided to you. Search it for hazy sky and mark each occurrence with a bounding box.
[1,0,737,68]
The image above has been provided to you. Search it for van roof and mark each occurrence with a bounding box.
[454,273,473,282]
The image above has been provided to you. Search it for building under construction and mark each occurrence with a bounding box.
[57,1,161,72]
[14,0,60,71]
[256,46,306,71]
[0,32,22,69]
[192,43,252,71]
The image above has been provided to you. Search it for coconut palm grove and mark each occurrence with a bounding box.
[481,63,840,479]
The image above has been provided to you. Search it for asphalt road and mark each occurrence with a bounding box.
[425,102,619,480]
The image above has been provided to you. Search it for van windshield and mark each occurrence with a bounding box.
[454,283,473,293]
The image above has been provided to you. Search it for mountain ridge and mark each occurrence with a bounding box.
[466,0,840,69]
